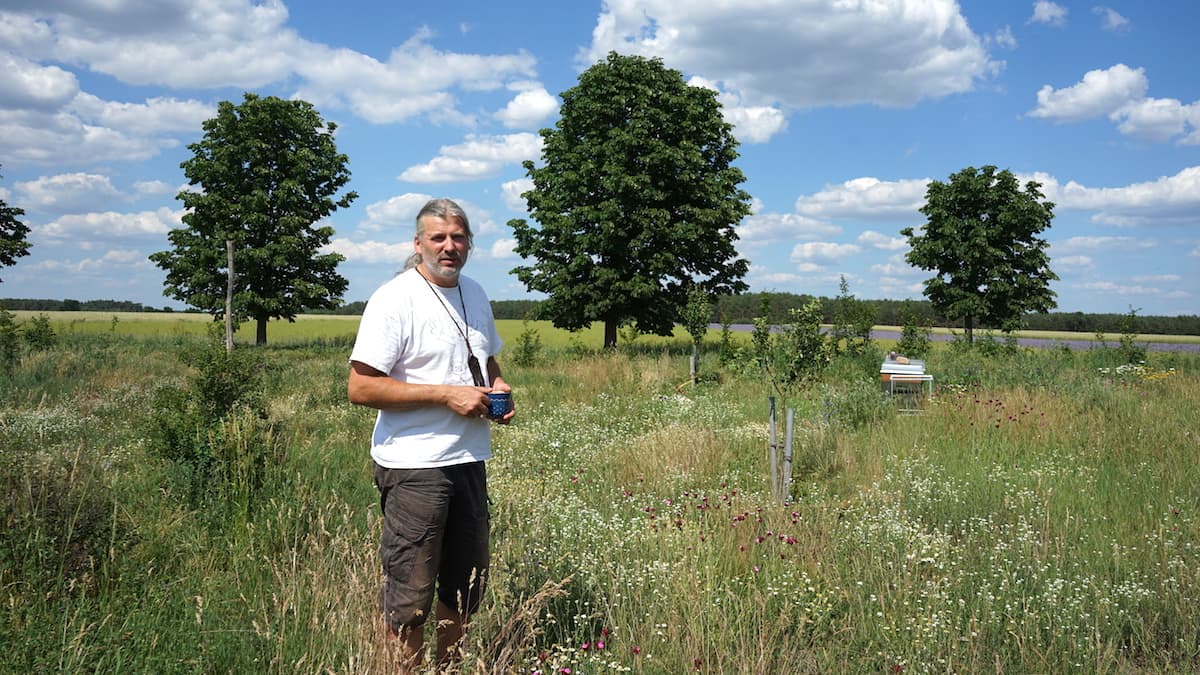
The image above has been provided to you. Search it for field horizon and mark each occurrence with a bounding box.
[10,310,1200,349]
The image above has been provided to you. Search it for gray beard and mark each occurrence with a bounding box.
[422,257,462,283]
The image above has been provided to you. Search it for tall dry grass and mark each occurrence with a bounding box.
[2,332,1198,673]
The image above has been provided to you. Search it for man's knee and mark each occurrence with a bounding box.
[382,576,436,632]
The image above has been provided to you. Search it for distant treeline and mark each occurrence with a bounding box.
[492,294,1200,337]
[1,298,187,313]
[5,295,1197,335]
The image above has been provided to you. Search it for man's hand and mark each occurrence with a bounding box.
[445,386,491,418]
[488,376,515,424]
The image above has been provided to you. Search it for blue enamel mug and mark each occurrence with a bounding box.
[487,391,512,419]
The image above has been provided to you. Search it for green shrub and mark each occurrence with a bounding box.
[896,302,932,359]
[974,331,1020,357]
[617,322,641,349]
[510,318,544,367]
[145,336,282,518]
[824,348,884,384]
[0,307,19,372]
[22,313,57,351]
[566,335,595,358]
[820,377,893,430]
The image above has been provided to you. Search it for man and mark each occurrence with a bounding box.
[348,198,514,671]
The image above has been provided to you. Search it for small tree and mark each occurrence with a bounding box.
[511,52,751,349]
[776,299,829,386]
[509,316,544,368]
[681,284,712,384]
[901,165,1057,344]
[751,295,774,371]
[151,93,357,345]
[896,301,932,359]
[717,312,738,367]
[0,166,31,282]
[1116,306,1147,364]
[826,275,875,356]
[750,295,829,397]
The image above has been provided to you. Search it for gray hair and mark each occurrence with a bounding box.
[403,198,474,271]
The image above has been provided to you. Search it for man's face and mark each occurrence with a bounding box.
[415,215,471,286]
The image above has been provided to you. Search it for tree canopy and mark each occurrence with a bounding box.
[0,166,31,283]
[509,52,752,349]
[150,93,357,345]
[901,165,1058,343]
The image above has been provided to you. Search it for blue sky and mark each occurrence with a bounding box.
[1,0,1197,316]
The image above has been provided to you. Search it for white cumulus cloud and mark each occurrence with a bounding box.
[794,176,929,222]
[489,238,517,259]
[857,230,908,251]
[1030,1,1068,27]
[689,76,787,144]
[501,178,534,213]
[15,172,124,213]
[789,242,862,266]
[1051,235,1155,252]
[1093,6,1130,32]
[1111,98,1194,143]
[581,0,999,109]
[399,133,542,183]
[0,52,79,111]
[39,207,183,240]
[326,237,412,265]
[1037,166,1200,226]
[1028,64,1200,144]
[357,193,436,233]
[494,83,558,129]
[736,213,841,247]
[1029,64,1147,122]
[67,93,213,135]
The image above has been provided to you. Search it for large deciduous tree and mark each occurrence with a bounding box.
[150,93,357,345]
[509,52,751,349]
[1,166,31,283]
[901,165,1058,344]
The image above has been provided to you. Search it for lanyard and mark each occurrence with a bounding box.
[420,273,486,387]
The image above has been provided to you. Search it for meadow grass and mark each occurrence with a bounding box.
[1,327,1198,673]
[15,311,1200,348]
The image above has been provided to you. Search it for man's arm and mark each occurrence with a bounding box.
[348,360,490,417]
[487,356,510,392]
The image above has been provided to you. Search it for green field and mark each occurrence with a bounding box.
[13,311,1200,348]
[2,321,1199,672]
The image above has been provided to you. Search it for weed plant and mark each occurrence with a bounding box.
[0,331,1197,673]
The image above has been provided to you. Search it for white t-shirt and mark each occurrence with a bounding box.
[349,268,503,468]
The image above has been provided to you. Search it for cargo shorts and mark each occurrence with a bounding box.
[374,461,490,632]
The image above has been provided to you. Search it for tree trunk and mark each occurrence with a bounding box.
[604,320,618,350]
[691,343,698,385]
[256,317,268,345]
[965,315,975,345]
